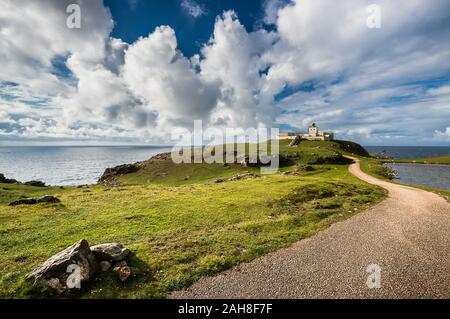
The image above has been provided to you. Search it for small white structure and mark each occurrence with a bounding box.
[277,123,334,141]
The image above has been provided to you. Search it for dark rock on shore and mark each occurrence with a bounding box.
[9,195,60,206]
[25,240,98,293]
[24,180,46,187]
[0,173,19,184]
[98,163,139,185]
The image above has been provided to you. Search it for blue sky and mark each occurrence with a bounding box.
[106,0,270,57]
[0,0,449,146]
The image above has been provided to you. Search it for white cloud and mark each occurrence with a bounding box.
[181,0,206,18]
[262,0,290,25]
[123,26,219,127]
[434,127,450,141]
[200,11,277,128]
[0,0,449,145]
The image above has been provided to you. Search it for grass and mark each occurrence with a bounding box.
[0,139,386,298]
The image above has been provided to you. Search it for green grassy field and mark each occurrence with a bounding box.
[0,140,386,298]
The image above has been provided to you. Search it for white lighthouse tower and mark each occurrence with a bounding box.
[308,123,319,137]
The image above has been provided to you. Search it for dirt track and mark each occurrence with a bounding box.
[170,157,450,298]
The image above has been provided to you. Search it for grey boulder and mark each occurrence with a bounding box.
[90,242,130,262]
[113,261,132,282]
[25,239,98,292]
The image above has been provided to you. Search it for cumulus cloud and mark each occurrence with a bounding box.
[181,0,206,18]
[123,26,219,126]
[0,0,449,145]
[434,127,450,141]
[262,0,290,25]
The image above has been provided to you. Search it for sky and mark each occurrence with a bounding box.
[0,0,449,146]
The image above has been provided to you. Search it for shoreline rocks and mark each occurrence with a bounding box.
[0,173,19,184]
[24,180,46,187]
[1,173,47,187]
[98,163,140,185]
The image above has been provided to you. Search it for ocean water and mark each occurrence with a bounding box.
[0,146,171,186]
[365,146,450,159]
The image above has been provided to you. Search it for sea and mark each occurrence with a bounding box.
[364,146,450,159]
[0,145,449,188]
[0,146,171,186]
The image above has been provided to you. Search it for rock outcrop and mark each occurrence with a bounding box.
[214,173,259,184]
[99,261,112,272]
[295,164,315,172]
[25,240,132,293]
[0,173,19,184]
[90,243,130,262]
[289,136,302,147]
[9,195,60,206]
[25,240,98,293]
[24,180,46,187]
[98,164,139,185]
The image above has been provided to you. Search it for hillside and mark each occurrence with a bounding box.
[100,139,369,186]
[0,139,386,298]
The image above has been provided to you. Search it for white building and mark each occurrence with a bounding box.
[277,123,334,141]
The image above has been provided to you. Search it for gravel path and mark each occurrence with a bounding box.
[170,157,450,299]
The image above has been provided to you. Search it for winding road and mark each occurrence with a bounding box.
[170,157,450,299]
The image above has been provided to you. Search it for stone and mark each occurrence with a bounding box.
[295,165,315,172]
[9,195,60,206]
[237,155,261,168]
[90,242,130,262]
[282,171,299,176]
[113,261,131,282]
[99,261,111,272]
[289,136,302,147]
[24,180,46,187]
[215,178,226,183]
[25,239,98,292]
[0,173,19,184]
[98,164,139,185]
